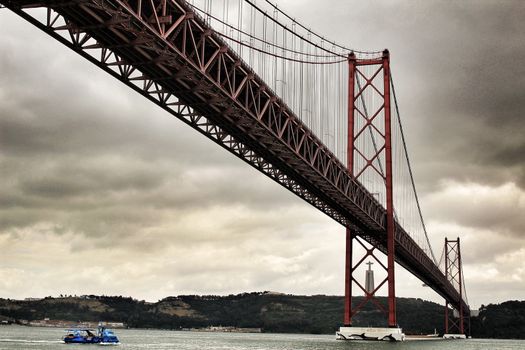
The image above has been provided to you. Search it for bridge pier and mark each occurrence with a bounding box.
[337,327,405,341]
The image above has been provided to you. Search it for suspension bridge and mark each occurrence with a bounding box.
[1,0,470,340]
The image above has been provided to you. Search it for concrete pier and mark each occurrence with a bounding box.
[336,326,405,341]
[443,333,467,339]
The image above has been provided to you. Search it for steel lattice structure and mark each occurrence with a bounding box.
[344,51,398,327]
[2,0,468,316]
[445,238,469,335]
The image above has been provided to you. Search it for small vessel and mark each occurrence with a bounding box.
[98,327,120,345]
[63,325,119,345]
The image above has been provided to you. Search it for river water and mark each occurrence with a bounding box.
[0,325,523,350]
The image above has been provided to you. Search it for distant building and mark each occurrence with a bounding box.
[99,321,125,328]
[200,326,262,333]
[263,291,285,295]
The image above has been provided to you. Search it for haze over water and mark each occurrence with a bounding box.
[0,326,523,350]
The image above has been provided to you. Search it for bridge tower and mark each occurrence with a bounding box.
[444,237,469,338]
[338,50,404,341]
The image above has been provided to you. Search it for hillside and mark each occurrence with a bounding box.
[471,300,525,339]
[2,294,524,338]
[0,293,444,334]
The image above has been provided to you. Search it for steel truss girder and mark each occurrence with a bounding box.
[2,0,467,314]
[3,0,381,230]
[3,0,383,230]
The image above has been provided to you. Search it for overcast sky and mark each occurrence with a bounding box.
[1,0,524,312]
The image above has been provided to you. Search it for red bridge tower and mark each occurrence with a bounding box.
[338,50,404,341]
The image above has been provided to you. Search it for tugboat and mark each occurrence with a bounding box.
[63,325,120,345]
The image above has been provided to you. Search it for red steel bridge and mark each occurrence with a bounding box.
[1,0,470,334]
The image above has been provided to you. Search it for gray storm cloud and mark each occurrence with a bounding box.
[1,0,524,308]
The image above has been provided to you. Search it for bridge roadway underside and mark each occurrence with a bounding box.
[3,0,467,313]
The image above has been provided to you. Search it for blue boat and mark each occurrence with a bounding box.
[63,325,119,345]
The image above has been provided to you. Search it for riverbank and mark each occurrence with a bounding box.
[1,294,523,339]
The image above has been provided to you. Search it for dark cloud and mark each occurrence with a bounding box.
[397,1,525,189]
[424,181,525,239]
[294,0,525,190]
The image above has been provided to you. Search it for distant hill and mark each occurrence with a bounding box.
[1,293,523,338]
[471,300,525,339]
[0,293,443,334]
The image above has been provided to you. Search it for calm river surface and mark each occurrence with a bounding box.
[0,325,523,350]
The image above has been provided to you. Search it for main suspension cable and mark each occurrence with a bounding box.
[192,0,349,58]
[189,3,342,59]
[391,70,438,265]
[460,261,470,307]
[215,31,347,64]
[243,0,347,57]
[262,0,382,55]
